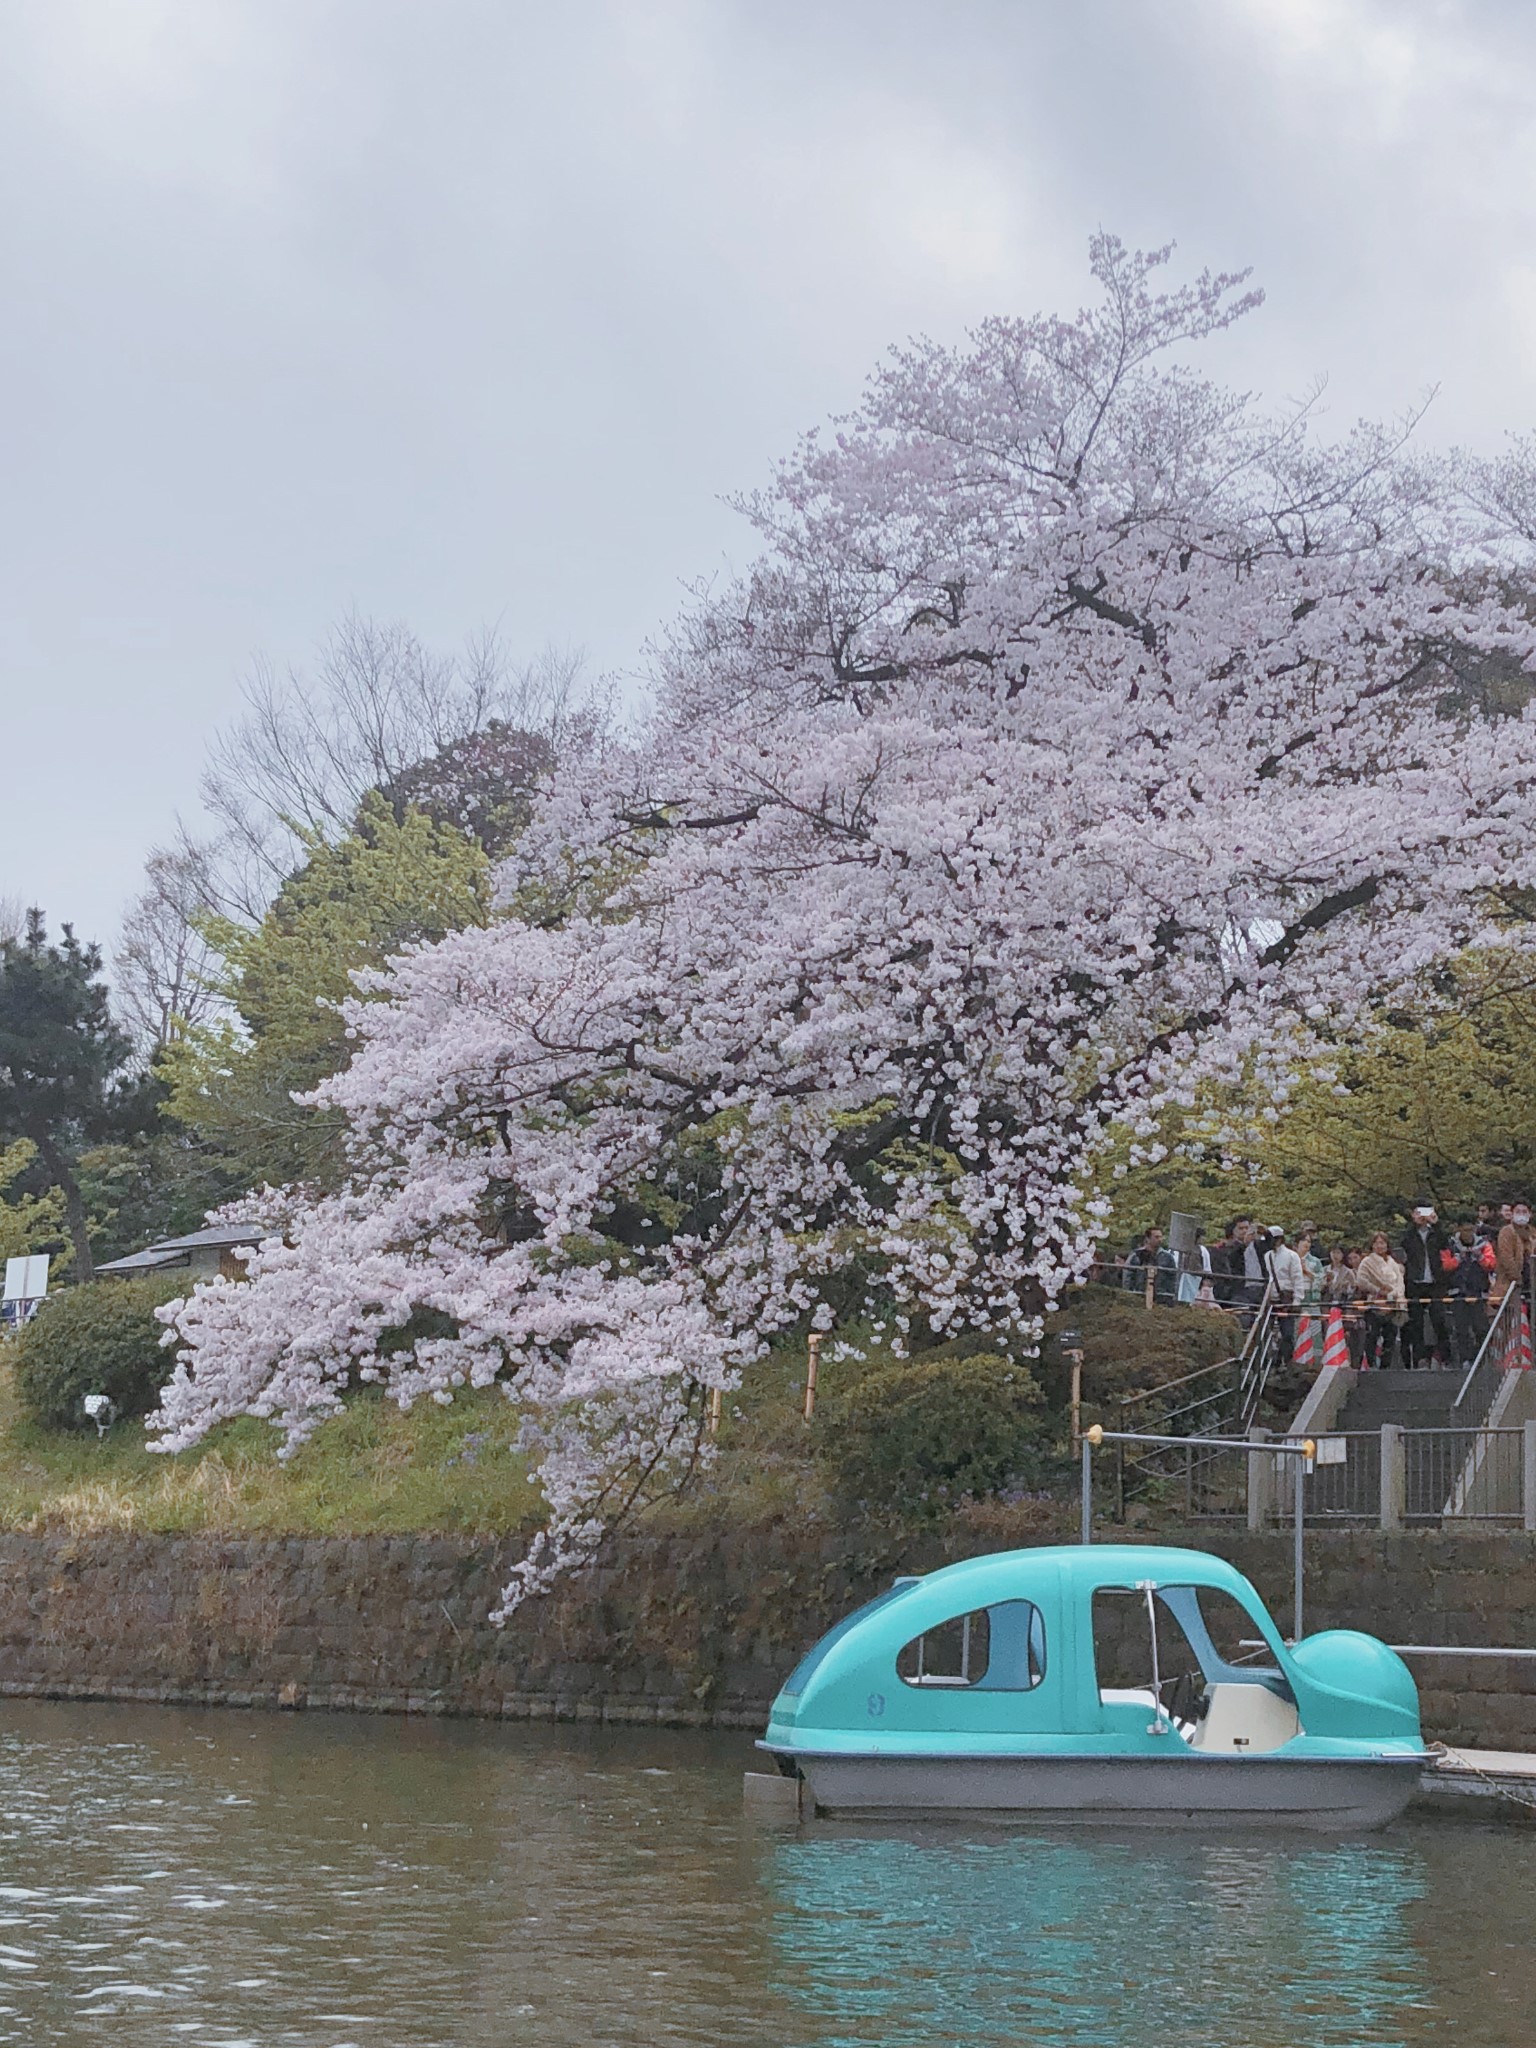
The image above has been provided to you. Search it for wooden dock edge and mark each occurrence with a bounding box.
[1415,1749,1536,1822]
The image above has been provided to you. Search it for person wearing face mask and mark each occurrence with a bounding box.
[1493,1201,1536,1320]
[1399,1203,1452,1369]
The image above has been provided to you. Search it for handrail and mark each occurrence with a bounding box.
[1112,1283,1289,1510]
[1234,1284,1283,1430]
[1453,1282,1519,1412]
[1117,1350,1243,1414]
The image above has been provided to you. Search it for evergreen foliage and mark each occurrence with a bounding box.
[818,1352,1050,1516]
[0,914,134,1279]
[163,797,489,1188]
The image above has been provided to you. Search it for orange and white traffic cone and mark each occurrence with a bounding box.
[1322,1306,1350,1372]
[1521,1301,1533,1370]
[1292,1312,1315,1371]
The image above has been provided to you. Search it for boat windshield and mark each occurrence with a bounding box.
[779,1585,913,1698]
[1093,1584,1291,1729]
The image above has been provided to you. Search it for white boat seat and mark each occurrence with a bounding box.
[1189,1682,1300,1754]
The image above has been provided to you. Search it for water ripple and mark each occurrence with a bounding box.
[0,1702,1524,2045]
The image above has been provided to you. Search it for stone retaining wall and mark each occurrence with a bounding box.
[0,1523,1531,1747]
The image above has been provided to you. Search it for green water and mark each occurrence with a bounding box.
[0,1701,1529,2045]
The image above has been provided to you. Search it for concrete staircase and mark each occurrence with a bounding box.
[1306,1370,1464,1519]
[1334,1369,1462,1433]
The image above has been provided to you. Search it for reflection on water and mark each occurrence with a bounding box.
[0,1702,1528,2046]
[767,1832,1433,2046]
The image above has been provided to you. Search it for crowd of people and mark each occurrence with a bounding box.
[1110,1202,1536,1372]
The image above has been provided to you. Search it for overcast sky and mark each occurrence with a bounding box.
[4,0,1536,954]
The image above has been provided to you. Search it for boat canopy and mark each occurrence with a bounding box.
[765,1545,1420,1755]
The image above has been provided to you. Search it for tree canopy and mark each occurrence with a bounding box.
[152,240,1536,1604]
[1112,953,1536,1244]
[0,913,135,1280]
[163,796,490,1191]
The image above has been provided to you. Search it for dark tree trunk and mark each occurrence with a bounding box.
[36,1139,93,1284]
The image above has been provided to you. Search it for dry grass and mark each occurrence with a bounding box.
[0,1358,541,1537]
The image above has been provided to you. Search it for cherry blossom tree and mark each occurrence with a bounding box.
[153,239,1536,1606]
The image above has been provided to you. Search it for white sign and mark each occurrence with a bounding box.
[1313,1435,1347,1467]
[2,1256,49,1304]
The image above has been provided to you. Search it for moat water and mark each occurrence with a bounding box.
[0,1701,1529,2045]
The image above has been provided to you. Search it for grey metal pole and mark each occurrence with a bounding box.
[1080,1437,1093,1545]
[1293,1450,1305,1643]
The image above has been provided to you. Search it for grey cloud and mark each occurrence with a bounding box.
[1,0,1533,946]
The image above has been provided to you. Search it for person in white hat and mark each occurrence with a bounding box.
[1398,1203,1452,1368]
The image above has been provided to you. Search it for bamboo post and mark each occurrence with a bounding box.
[707,1385,722,1439]
[803,1333,821,1422]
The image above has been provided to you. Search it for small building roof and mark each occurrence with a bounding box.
[95,1221,268,1278]
[94,1246,195,1277]
[147,1223,268,1252]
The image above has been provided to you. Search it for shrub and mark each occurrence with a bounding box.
[817,1351,1051,1517]
[1038,1289,1239,1413]
[12,1278,188,1433]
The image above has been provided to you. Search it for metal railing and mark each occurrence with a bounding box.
[1104,1422,1536,1529]
[1113,1285,1285,1511]
[1453,1282,1524,1422]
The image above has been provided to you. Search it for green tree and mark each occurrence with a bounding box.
[164,797,489,1188]
[0,1139,69,1271]
[1101,953,1536,1245]
[0,914,133,1280]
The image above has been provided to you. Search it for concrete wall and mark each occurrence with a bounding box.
[0,1523,1531,1748]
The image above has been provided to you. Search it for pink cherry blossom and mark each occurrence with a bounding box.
[153,239,1536,1609]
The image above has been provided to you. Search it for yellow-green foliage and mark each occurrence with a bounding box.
[0,1140,68,1270]
[1102,954,1536,1243]
[164,796,489,1187]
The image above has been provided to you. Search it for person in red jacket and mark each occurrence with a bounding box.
[1443,1223,1494,1368]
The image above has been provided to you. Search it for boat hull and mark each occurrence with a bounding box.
[778,1751,1422,1830]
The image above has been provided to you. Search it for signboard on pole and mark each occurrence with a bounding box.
[1167,1211,1204,1272]
[2,1256,49,1305]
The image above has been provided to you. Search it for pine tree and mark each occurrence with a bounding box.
[0,912,132,1280]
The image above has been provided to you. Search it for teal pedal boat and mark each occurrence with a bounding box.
[759,1545,1429,1829]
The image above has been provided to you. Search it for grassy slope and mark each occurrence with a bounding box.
[0,1287,1235,1538]
[0,1362,541,1536]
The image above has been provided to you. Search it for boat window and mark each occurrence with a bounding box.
[1094,1586,1290,1724]
[897,1600,1045,1690]
[1092,1588,1200,1703]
